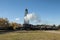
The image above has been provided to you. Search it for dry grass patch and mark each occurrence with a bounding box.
[0,31,59,40]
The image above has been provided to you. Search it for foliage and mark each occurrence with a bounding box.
[0,18,9,29]
[9,22,21,30]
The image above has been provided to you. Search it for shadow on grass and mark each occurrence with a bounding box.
[0,29,58,34]
[0,30,41,34]
[0,30,15,34]
[0,30,32,34]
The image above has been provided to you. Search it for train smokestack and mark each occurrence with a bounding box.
[24,8,29,24]
[23,9,30,30]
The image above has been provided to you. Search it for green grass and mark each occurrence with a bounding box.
[0,31,60,40]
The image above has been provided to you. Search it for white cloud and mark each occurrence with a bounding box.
[15,18,20,21]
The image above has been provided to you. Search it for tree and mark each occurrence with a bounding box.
[0,18,9,29]
[9,22,21,30]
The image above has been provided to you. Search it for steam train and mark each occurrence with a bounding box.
[22,24,58,30]
[0,24,59,30]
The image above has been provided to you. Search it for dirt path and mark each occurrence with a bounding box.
[44,30,60,34]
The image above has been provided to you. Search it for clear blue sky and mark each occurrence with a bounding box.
[0,0,60,25]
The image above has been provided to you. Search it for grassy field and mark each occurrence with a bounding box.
[0,30,60,40]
